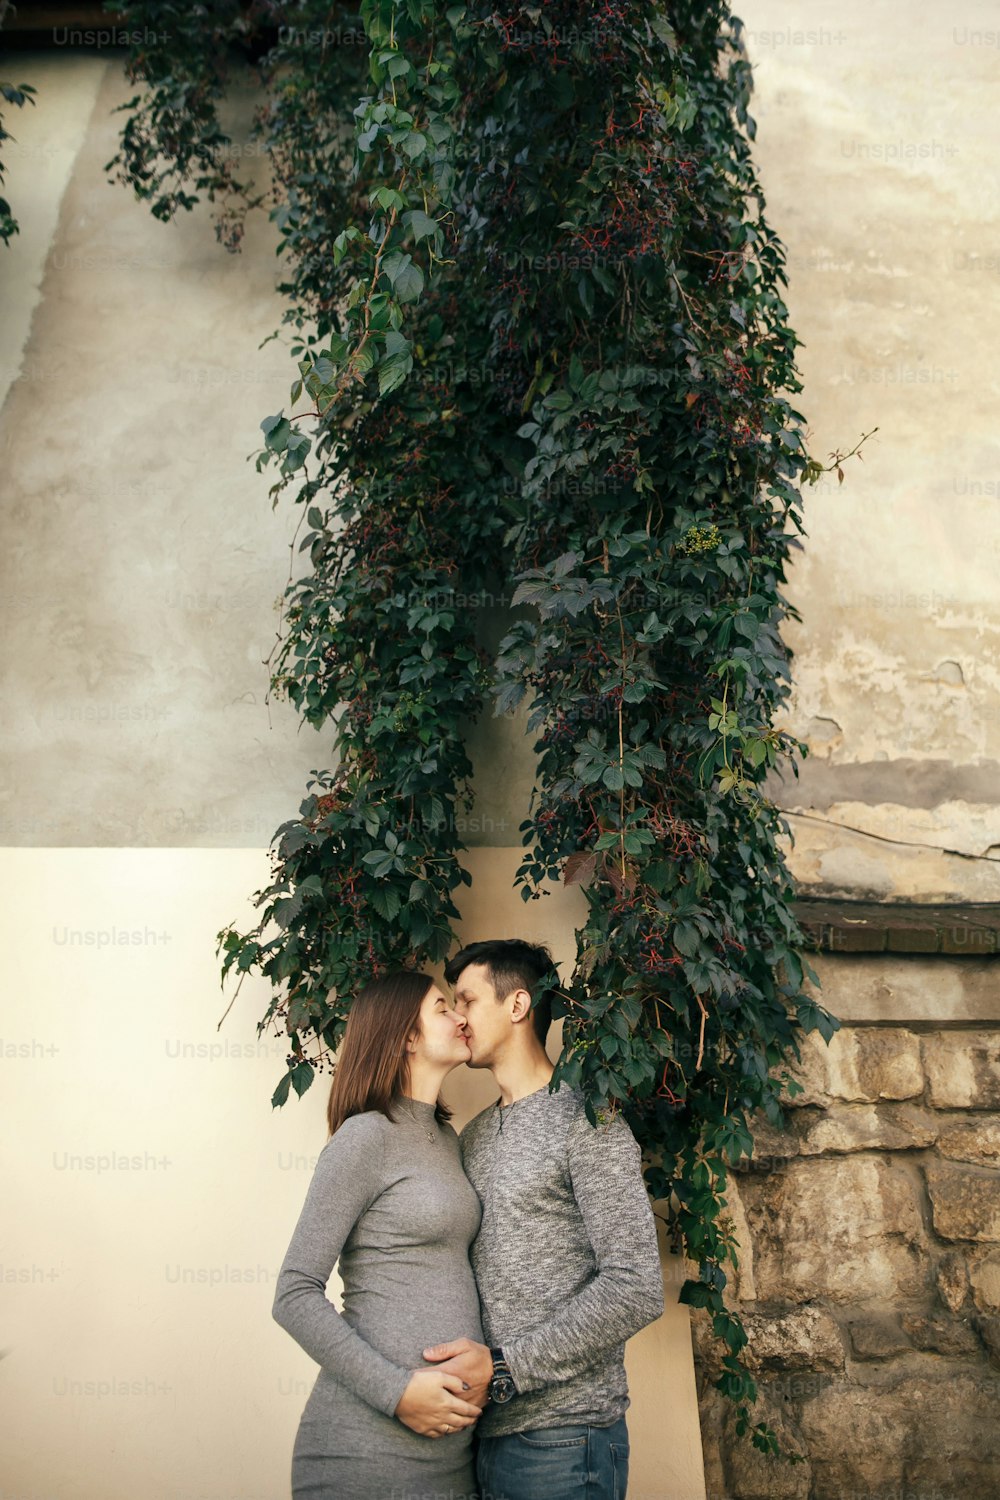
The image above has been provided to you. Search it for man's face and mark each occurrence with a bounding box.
[451,962,515,1069]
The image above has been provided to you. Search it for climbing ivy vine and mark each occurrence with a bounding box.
[0,0,37,248]
[107,0,855,1457]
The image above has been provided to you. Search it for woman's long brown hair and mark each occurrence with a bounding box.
[325,971,454,1138]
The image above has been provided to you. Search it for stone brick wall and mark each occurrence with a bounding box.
[693,1019,1000,1500]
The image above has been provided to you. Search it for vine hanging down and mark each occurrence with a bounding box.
[108,0,848,1460]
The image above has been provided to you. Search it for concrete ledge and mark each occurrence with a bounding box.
[803,954,1000,1027]
[795,898,1000,956]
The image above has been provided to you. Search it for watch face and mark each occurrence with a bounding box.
[491,1375,517,1404]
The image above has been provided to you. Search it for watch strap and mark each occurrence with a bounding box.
[489,1346,516,1390]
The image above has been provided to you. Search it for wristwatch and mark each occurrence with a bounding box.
[488,1347,517,1404]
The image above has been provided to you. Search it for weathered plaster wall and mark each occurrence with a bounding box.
[5,9,999,884]
[740,2,1000,904]
[0,55,325,847]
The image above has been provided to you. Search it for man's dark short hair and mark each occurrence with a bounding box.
[444,939,558,1044]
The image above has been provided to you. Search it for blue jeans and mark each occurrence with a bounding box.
[476,1416,629,1500]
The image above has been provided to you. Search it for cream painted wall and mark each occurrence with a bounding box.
[0,850,704,1500]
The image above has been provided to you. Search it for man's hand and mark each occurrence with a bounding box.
[422,1338,493,1409]
[394,1368,483,1438]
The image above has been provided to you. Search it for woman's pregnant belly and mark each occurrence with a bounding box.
[340,1247,485,1368]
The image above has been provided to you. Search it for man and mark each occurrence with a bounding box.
[422,938,664,1500]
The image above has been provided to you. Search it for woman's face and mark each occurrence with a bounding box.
[410,983,471,1072]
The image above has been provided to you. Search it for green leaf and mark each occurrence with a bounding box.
[370,886,402,920]
[404,209,440,242]
[673,922,701,958]
[381,251,425,302]
[543,390,573,411]
[262,416,291,452]
[290,1060,315,1098]
[379,352,412,395]
[270,1073,292,1109]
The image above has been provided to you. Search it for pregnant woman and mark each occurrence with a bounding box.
[272,971,486,1499]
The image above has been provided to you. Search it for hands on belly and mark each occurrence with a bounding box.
[395,1367,483,1438]
[421,1337,493,1411]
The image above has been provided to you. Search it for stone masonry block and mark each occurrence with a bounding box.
[802,1374,1000,1500]
[937,1115,1000,1167]
[925,1161,1000,1242]
[793,1101,937,1155]
[781,1026,923,1108]
[740,1305,845,1373]
[923,1032,1000,1109]
[741,1157,928,1303]
[846,1312,912,1360]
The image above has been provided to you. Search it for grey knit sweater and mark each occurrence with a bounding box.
[459,1080,664,1439]
[271,1101,484,1499]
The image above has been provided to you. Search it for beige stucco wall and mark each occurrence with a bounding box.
[2,5,999,1498]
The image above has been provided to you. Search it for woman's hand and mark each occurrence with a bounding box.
[394,1368,483,1438]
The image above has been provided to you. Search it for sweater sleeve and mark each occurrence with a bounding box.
[501,1110,665,1394]
[271,1114,412,1418]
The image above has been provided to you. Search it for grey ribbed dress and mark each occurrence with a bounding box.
[272,1100,484,1500]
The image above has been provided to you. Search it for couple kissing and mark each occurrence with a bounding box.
[272,937,665,1500]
